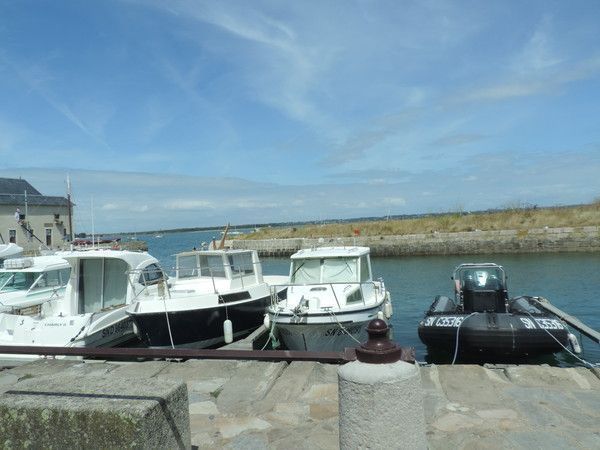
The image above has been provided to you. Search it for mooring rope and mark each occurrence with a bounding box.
[525,311,599,368]
[451,312,478,365]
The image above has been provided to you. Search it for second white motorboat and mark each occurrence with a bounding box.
[267,246,393,352]
[127,249,288,348]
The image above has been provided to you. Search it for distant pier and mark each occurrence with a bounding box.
[229,226,600,257]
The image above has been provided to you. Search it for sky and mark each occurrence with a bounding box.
[1,0,599,233]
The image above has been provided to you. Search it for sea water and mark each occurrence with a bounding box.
[139,230,600,367]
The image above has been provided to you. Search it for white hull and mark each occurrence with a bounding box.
[272,304,383,351]
[0,314,136,362]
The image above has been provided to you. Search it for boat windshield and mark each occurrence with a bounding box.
[291,258,359,284]
[457,266,505,291]
[0,268,70,292]
[0,272,36,292]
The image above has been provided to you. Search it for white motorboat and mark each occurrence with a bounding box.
[127,249,287,348]
[0,243,23,264]
[0,255,71,314]
[267,246,393,352]
[0,249,168,360]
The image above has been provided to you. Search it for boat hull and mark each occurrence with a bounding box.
[418,312,569,356]
[272,305,383,352]
[129,294,271,348]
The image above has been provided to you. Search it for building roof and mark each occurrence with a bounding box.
[0,178,41,196]
[0,177,71,207]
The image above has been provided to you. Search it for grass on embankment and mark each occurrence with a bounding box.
[240,202,600,240]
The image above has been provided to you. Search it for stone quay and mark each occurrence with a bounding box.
[1,357,599,449]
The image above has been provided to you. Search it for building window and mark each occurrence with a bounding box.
[8,229,16,243]
[45,228,52,246]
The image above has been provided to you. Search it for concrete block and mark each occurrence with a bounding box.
[0,373,190,449]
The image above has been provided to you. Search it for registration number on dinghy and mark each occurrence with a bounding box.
[422,316,464,327]
[520,318,564,330]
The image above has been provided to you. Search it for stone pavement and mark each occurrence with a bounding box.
[1,359,599,449]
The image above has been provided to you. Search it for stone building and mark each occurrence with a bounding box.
[0,177,73,253]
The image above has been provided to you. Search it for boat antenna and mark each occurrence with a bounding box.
[91,195,95,248]
[218,223,230,250]
[67,174,74,242]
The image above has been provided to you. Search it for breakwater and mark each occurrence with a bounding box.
[229,226,600,257]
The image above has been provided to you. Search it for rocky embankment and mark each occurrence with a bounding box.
[230,226,600,257]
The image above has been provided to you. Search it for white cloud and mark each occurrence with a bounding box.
[164,199,215,210]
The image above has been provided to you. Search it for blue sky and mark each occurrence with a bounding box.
[1,0,599,233]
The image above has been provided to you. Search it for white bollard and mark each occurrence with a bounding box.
[337,320,427,450]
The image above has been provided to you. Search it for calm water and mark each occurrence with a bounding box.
[138,230,600,367]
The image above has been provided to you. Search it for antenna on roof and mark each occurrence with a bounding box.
[66,174,73,242]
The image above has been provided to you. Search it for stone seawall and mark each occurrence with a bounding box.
[229,226,600,257]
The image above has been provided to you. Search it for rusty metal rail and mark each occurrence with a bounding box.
[0,345,357,364]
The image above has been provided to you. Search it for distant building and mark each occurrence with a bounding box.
[0,177,73,252]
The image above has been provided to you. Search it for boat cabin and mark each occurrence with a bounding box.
[290,247,372,285]
[287,247,375,307]
[173,249,264,292]
[55,250,167,316]
[453,263,508,313]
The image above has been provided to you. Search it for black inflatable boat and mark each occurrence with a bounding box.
[418,263,574,358]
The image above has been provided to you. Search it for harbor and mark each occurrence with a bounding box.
[0,197,599,447]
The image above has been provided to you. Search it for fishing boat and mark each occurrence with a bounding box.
[0,255,71,314]
[126,249,288,348]
[418,263,575,359]
[267,246,393,352]
[0,249,168,360]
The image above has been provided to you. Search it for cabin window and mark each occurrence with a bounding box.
[139,263,165,285]
[199,255,226,278]
[103,259,128,308]
[0,272,35,292]
[322,258,358,283]
[177,255,198,278]
[8,229,16,244]
[459,267,504,291]
[360,256,370,282]
[346,286,364,303]
[79,258,128,313]
[228,252,254,276]
[45,228,52,246]
[291,259,321,284]
[29,268,71,290]
[59,268,71,285]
